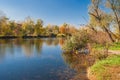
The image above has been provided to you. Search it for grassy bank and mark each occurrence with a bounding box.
[88,55,120,80]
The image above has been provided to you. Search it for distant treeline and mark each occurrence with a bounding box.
[0,16,77,38]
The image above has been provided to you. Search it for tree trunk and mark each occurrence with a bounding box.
[103,26,115,42]
[110,1,120,38]
[113,10,120,36]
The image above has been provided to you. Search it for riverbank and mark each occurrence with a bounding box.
[88,55,120,80]
[0,36,59,39]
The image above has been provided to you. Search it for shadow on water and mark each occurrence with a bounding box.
[62,52,95,80]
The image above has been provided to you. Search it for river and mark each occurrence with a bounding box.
[0,38,93,80]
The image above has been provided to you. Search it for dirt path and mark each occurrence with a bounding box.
[108,50,120,55]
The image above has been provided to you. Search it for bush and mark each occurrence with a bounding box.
[62,30,92,51]
[57,33,66,37]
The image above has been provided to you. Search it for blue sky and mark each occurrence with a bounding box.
[0,0,90,27]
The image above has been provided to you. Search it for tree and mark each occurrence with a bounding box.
[89,0,116,42]
[8,21,17,36]
[106,0,120,39]
[59,23,68,34]
[34,19,43,36]
[0,16,9,36]
[68,26,77,35]
[45,24,53,36]
[22,17,34,36]
[52,25,59,35]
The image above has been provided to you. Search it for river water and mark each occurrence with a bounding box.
[0,38,92,80]
[0,38,76,80]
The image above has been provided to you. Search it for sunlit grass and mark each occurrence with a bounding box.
[109,42,120,50]
[90,55,120,80]
[94,42,120,50]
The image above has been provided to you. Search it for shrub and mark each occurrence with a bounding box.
[62,30,92,51]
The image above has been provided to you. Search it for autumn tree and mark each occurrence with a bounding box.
[34,19,43,36]
[22,17,34,36]
[8,21,18,36]
[52,25,59,35]
[0,16,10,36]
[59,23,68,35]
[45,24,53,36]
[67,26,77,35]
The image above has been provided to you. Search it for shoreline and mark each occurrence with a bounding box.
[0,36,62,39]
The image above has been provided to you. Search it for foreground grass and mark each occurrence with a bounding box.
[88,55,120,80]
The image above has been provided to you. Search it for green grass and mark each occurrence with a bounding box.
[94,42,120,50]
[93,44,104,50]
[90,55,120,80]
[109,42,120,50]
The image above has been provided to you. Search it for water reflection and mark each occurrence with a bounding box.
[62,52,95,80]
[59,38,65,46]
[0,38,76,80]
[0,38,61,60]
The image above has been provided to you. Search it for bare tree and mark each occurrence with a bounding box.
[106,0,120,39]
[89,0,115,42]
